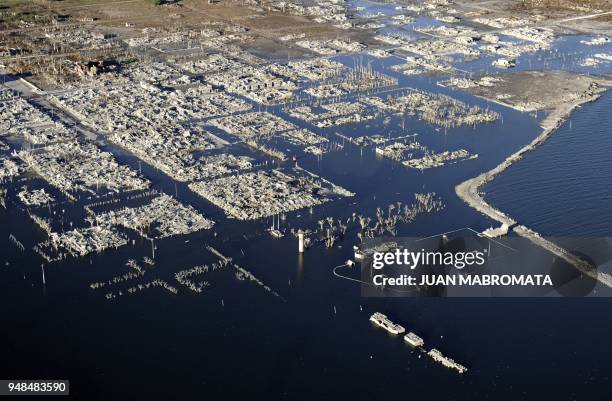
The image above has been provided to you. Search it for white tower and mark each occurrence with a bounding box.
[298,229,304,253]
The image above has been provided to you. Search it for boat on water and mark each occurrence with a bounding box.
[370,312,405,335]
[270,229,284,238]
[269,214,284,238]
[404,332,424,347]
[428,348,468,374]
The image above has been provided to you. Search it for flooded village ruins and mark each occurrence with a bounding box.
[1,0,612,300]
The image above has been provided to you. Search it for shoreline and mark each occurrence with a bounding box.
[456,83,612,288]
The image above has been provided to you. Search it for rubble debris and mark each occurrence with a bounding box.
[18,141,150,197]
[189,168,353,220]
[95,194,214,239]
[17,187,55,206]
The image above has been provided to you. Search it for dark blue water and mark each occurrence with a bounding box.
[486,90,612,237]
[2,82,611,400]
